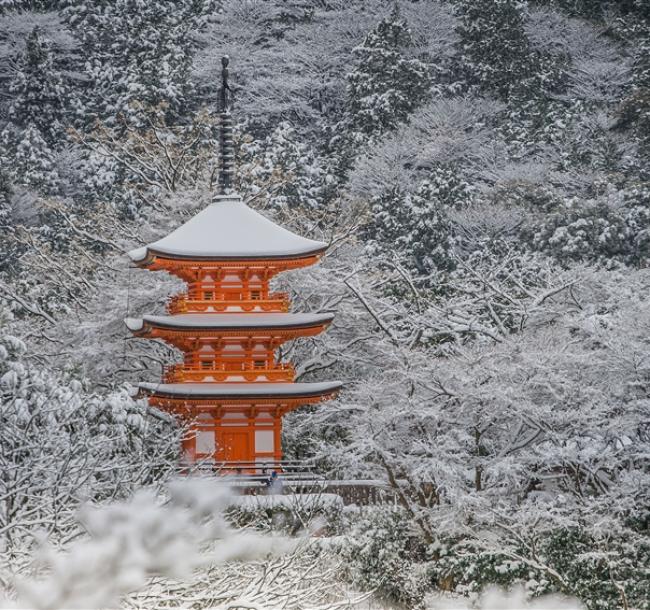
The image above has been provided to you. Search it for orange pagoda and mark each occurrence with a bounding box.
[126,57,341,469]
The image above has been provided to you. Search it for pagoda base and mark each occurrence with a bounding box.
[138,382,341,472]
[165,404,282,474]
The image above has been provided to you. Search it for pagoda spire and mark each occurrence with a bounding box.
[217,56,235,197]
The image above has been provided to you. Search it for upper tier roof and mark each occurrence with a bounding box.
[125,312,335,332]
[128,194,327,263]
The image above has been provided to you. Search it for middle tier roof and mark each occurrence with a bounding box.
[125,312,334,334]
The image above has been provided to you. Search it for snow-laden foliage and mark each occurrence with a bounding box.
[429,585,584,609]
[340,505,428,607]
[239,120,330,212]
[61,0,211,124]
[0,307,178,569]
[530,185,650,267]
[363,166,472,281]
[0,125,60,194]
[1,479,357,610]
[6,26,67,144]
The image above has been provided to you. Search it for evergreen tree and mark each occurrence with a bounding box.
[8,27,67,145]
[363,167,470,281]
[345,5,431,138]
[0,0,61,11]
[0,170,19,279]
[531,185,650,268]
[0,170,10,217]
[456,0,565,100]
[62,0,208,124]
[0,125,60,194]
[619,29,650,166]
[536,0,650,19]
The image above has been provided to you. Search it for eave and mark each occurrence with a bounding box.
[139,381,342,414]
[137,381,343,401]
[125,313,334,344]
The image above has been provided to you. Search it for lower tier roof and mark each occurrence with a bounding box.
[125,312,334,332]
[137,381,342,400]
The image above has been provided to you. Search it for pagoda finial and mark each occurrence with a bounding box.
[217,55,235,197]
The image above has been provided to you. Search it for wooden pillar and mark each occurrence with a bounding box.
[274,411,283,464]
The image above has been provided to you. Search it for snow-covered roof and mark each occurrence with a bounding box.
[125,313,335,332]
[128,194,327,263]
[138,381,342,399]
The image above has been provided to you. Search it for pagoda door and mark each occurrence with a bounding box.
[218,428,251,463]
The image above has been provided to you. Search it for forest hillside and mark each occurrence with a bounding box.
[1,1,649,609]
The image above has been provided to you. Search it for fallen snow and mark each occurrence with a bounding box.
[426,586,584,609]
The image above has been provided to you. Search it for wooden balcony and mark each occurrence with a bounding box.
[167,292,290,314]
[164,363,295,383]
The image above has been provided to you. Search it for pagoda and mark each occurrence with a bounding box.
[126,57,341,470]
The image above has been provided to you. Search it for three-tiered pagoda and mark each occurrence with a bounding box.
[126,58,341,469]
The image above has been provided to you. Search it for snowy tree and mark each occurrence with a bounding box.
[62,0,208,124]
[618,28,650,165]
[0,125,60,194]
[345,4,431,138]
[7,26,68,145]
[71,107,217,216]
[307,262,650,608]
[456,0,566,100]
[530,185,650,267]
[363,167,471,282]
[239,120,330,212]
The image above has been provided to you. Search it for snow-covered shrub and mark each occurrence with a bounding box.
[339,505,428,609]
[226,492,345,536]
[1,478,296,610]
[429,585,584,609]
[429,527,650,610]
[428,538,533,598]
